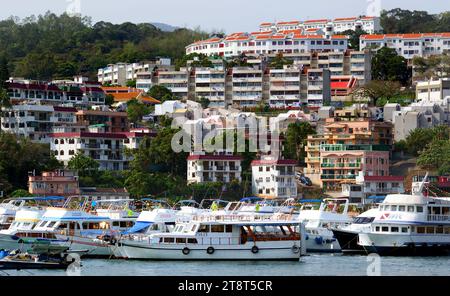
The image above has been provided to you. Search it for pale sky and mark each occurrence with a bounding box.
[0,0,448,33]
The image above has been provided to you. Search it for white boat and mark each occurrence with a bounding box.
[110,204,177,258]
[117,213,306,260]
[331,208,378,254]
[357,193,450,256]
[298,198,352,253]
[93,199,139,232]
[31,207,115,257]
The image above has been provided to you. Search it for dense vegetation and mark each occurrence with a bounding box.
[380,9,450,34]
[0,12,209,80]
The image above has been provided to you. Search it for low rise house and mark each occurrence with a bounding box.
[251,157,297,199]
[187,153,242,183]
[28,170,80,197]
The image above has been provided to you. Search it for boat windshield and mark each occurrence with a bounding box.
[352,217,375,224]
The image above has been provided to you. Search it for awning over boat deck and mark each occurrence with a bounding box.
[122,221,153,234]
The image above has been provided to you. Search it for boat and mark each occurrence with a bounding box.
[91,199,139,232]
[108,199,178,258]
[357,174,450,256]
[116,212,306,260]
[298,198,352,253]
[331,208,378,254]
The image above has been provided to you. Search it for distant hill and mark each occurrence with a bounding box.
[0,12,209,80]
[151,22,179,32]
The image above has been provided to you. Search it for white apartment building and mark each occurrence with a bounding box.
[97,58,172,86]
[306,69,331,107]
[268,66,302,107]
[194,68,226,107]
[50,132,131,171]
[251,157,297,199]
[1,105,77,144]
[155,69,190,99]
[259,16,381,34]
[416,78,450,102]
[230,67,264,108]
[187,154,242,184]
[135,72,153,92]
[186,32,348,58]
[360,33,450,60]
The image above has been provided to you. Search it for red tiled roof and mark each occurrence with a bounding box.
[304,19,328,24]
[277,21,300,25]
[251,159,297,166]
[260,22,273,26]
[334,17,357,22]
[50,132,128,139]
[187,155,243,161]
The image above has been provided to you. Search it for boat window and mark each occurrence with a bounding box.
[417,227,425,234]
[57,223,68,230]
[391,205,398,211]
[426,227,434,234]
[176,238,186,244]
[391,227,399,232]
[416,206,423,213]
[164,237,175,243]
[398,205,405,212]
[187,238,198,244]
[225,225,233,233]
[198,224,209,232]
[190,224,197,232]
[112,221,120,227]
[401,227,408,233]
[375,226,380,232]
[407,206,414,212]
[436,227,444,234]
[150,224,161,231]
[445,227,450,234]
[47,221,57,228]
[37,221,47,227]
[381,226,389,232]
[211,225,225,232]
[120,221,134,228]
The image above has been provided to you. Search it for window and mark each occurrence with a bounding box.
[225,225,232,233]
[401,227,408,233]
[426,227,434,234]
[198,225,209,232]
[164,237,175,243]
[416,206,423,213]
[416,227,425,234]
[176,238,186,244]
[210,225,225,232]
[399,205,405,212]
[381,226,389,232]
[187,238,197,244]
[391,227,399,233]
[375,226,380,232]
[407,206,414,212]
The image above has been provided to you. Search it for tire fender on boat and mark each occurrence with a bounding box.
[251,246,259,254]
[182,247,190,255]
[291,245,300,254]
[206,247,215,254]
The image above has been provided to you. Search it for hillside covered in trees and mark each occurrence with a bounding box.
[0,12,209,80]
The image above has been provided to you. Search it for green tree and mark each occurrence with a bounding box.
[10,189,33,198]
[199,97,210,109]
[67,152,99,177]
[282,122,316,164]
[269,53,293,69]
[175,53,213,70]
[148,85,173,102]
[417,139,450,175]
[352,80,402,106]
[339,29,367,50]
[372,47,410,85]
[0,56,9,88]
[105,94,115,106]
[126,99,151,124]
[126,80,137,88]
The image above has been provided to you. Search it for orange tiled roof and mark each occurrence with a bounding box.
[304,19,329,24]
[277,21,300,25]
[111,92,143,101]
[260,22,273,26]
[101,86,138,93]
[334,17,357,22]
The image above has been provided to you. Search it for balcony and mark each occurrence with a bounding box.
[427,215,450,222]
[321,174,356,180]
[321,163,361,168]
[306,157,320,162]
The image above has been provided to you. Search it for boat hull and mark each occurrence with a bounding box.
[358,232,450,256]
[118,241,302,260]
[332,229,366,254]
[305,234,341,253]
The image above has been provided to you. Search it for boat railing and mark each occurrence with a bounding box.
[188,213,294,223]
[427,214,450,222]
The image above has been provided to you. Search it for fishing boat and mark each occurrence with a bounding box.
[298,199,352,253]
[331,208,378,254]
[116,212,306,260]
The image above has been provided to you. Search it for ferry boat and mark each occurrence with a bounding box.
[298,199,352,253]
[331,208,378,254]
[92,199,139,232]
[31,207,115,257]
[357,193,450,255]
[116,213,306,260]
[109,200,177,258]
